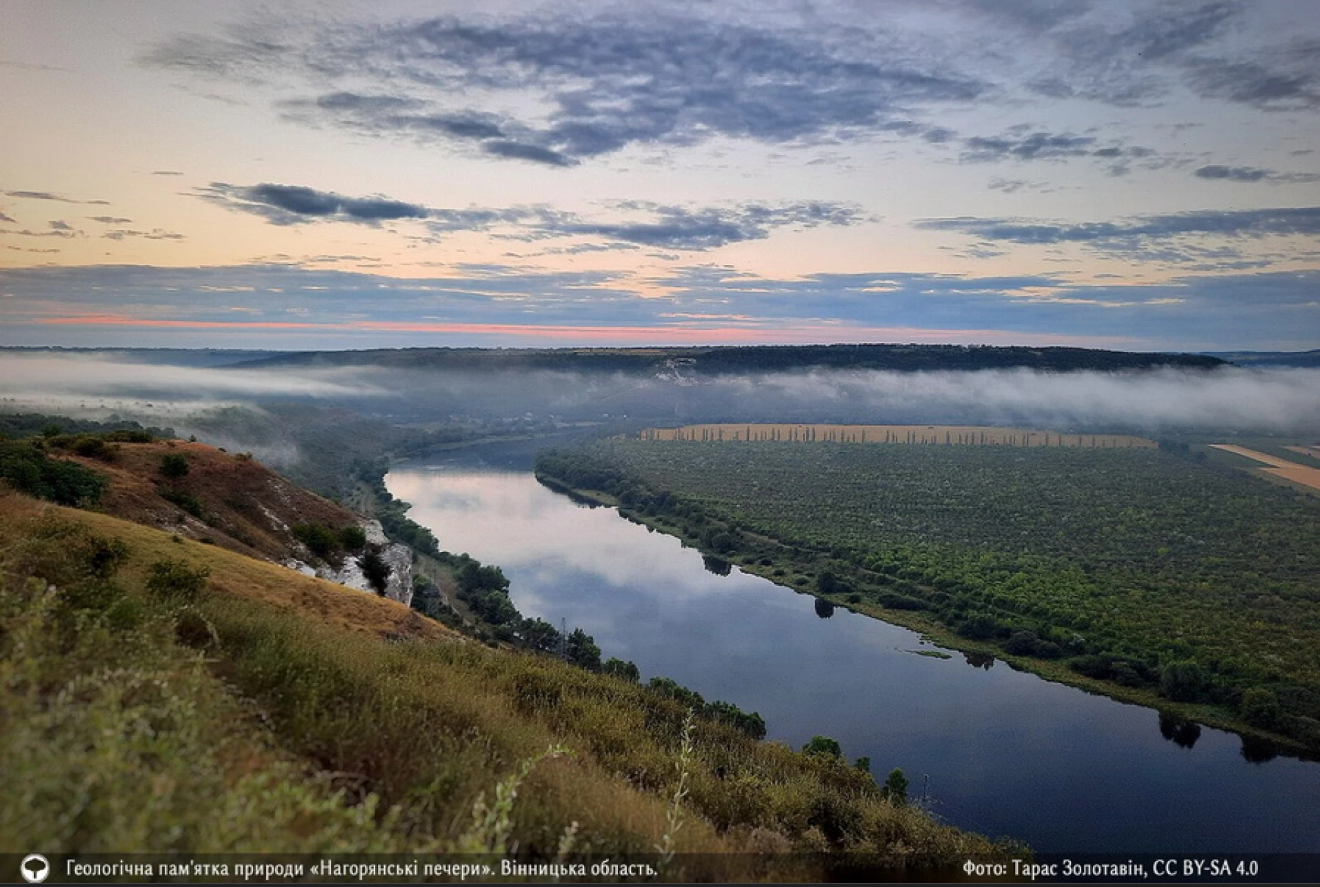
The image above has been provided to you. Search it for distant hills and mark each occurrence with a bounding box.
[1205,350,1320,368]
[229,343,1228,374]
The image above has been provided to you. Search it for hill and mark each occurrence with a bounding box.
[0,439,1017,878]
[233,342,1227,375]
[44,437,415,604]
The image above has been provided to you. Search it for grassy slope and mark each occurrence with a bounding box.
[0,490,1013,878]
[59,439,365,563]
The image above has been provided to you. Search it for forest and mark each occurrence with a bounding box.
[536,438,1320,752]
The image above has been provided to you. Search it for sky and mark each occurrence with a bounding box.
[1,0,1319,352]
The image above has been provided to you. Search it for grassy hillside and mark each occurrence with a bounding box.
[0,488,1015,879]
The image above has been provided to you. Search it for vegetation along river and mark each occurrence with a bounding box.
[387,463,1320,855]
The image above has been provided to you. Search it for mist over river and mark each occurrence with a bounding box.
[388,462,1320,854]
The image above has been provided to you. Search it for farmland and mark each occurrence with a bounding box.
[536,438,1320,753]
[1211,444,1320,494]
[644,423,1154,448]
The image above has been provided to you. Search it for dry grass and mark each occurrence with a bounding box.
[1,489,1019,876]
[63,440,362,562]
[644,424,1154,448]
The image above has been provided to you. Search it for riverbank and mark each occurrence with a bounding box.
[532,465,1313,762]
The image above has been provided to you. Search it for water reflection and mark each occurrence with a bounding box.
[1159,712,1202,749]
[701,553,732,576]
[388,466,1320,855]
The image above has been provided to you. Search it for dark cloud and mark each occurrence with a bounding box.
[1183,43,1320,110]
[145,11,987,164]
[1194,164,1320,184]
[483,141,575,167]
[1023,1,1240,105]
[915,206,1320,262]
[962,131,1097,162]
[198,182,865,250]
[957,127,1157,170]
[88,216,134,224]
[1195,164,1267,182]
[151,170,184,176]
[0,210,14,223]
[4,190,78,202]
[199,183,429,226]
[552,202,867,251]
[48,220,73,231]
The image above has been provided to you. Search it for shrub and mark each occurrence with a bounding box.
[339,525,368,551]
[0,441,108,506]
[801,735,842,758]
[293,523,338,560]
[160,488,204,519]
[159,453,189,478]
[145,558,211,603]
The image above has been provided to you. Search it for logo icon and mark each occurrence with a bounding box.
[21,854,50,884]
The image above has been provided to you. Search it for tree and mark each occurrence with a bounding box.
[566,627,602,671]
[1240,687,1281,729]
[1160,660,1208,703]
[883,768,909,805]
[603,657,640,682]
[801,735,842,758]
[358,548,391,595]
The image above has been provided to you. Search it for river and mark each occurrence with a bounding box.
[387,463,1320,855]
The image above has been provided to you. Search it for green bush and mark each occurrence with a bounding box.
[160,488,204,518]
[339,525,368,551]
[145,558,210,603]
[293,523,339,560]
[0,441,107,507]
[159,453,189,479]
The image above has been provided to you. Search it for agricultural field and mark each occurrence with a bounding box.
[1212,444,1320,494]
[537,439,1320,751]
[643,423,1154,448]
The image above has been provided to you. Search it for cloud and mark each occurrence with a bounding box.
[198,183,429,226]
[915,206,1320,261]
[1194,164,1320,184]
[5,262,1315,352]
[547,201,869,251]
[961,130,1098,162]
[1183,47,1320,110]
[88,215,134,224]
[0,211,14,223]
[198,182,865,250]
[4,190,79,203]
[3,190,109,206]
[145,10,987,165]
[102,229,186,242]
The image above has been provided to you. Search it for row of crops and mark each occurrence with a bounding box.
[536,439,1320,750]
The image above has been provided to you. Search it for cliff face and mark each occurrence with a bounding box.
[64,440,412,605]
[288,519,414,607]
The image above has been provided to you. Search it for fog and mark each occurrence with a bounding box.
[3,352,1318,438]
[0,353,384,401]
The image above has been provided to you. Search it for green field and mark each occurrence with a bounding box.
[536,440,1320,752]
